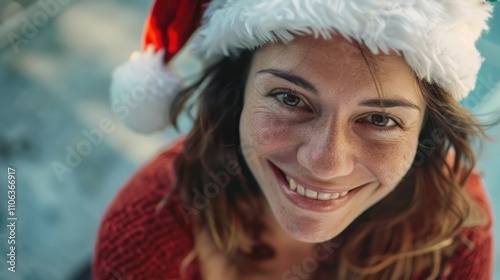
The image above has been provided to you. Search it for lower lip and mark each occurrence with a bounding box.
[268,161,357,213]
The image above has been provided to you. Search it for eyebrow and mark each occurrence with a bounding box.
[359,99,421,111]
[257,68,421,112]
[257,69,319,94]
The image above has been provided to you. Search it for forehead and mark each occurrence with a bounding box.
[252,36,423,104]
[255,35,415,75]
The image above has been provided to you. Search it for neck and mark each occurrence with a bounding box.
[240,200,316,267]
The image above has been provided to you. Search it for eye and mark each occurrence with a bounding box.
[361,113,399,128]
[268,89,308,108]
[277,93,302,106]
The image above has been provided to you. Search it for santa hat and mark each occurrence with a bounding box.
[110,0,494,133]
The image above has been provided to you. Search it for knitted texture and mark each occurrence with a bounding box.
[444,172,494,280]
[93,139,493,279]
[92,138,201,280]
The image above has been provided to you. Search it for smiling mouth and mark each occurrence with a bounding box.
[277,169,351,201]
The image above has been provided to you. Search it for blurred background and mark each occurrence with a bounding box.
[0,1,498,279]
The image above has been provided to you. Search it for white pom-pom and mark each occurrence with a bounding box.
[110,46,181,133]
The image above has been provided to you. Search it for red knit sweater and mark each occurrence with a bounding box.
[92,139,494,280]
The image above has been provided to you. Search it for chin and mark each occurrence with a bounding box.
[271,201,352,243]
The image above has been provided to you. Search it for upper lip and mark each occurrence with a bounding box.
[273,162,365,194]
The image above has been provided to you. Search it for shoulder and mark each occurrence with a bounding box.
[463,171,493,226]
[92,137,200,280]
[444,171,493,280]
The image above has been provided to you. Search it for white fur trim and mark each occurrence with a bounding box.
[110,46,181,133]
[195,0,493,100]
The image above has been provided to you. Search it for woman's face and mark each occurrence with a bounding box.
[239,36,426,243]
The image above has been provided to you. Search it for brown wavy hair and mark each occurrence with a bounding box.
[164,47,489,279]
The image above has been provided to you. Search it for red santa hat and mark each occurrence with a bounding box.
[110,0,494,133]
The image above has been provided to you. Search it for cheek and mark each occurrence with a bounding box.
[240,103,295,162]
[360,138,419,185]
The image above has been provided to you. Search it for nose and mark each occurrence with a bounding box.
[296,123,355,181]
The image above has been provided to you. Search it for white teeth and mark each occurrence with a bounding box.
[317,192,332,200]
[289,178,297,191]
[285,175,349,200]
[297,185,305,196]
[305,189,318,199]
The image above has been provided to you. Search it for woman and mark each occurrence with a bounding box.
[94,0,495,279]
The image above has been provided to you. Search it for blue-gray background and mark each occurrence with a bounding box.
[0,1,498,279]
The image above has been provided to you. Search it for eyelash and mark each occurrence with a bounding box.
[359,111,402,132]
[265,88,309,112]
[265,88,403,132]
